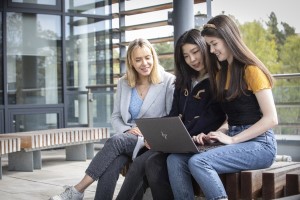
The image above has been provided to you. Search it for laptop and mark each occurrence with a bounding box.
[135,116,224,153]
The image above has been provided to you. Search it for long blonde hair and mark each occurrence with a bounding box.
[125,38,161,87]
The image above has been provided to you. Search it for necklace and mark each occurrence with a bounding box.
[136,84,150,99]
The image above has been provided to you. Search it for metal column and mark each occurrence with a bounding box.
[173,0,195,45]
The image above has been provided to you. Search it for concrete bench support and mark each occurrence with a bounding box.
[66,144,87,161]
[0,137,21,178]
[8,150,42,172]
[8,151,34,172]
[86,143,95,159]
[65,143,94,161]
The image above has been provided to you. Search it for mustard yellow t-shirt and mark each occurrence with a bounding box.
[225,65,271,93]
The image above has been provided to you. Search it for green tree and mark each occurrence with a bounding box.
[281,22,296,37]
[153,42,175,72]
[280,35,300,73]
[239,21,280,73]
[266,12,285,46]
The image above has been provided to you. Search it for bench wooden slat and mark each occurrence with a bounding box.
[286,173,300,196]
[263,163,300,199]
[1,128,109,173]
[0,138,21,155]
[240,162,299,199]
[0,128,109,151]
[225,173,240,200]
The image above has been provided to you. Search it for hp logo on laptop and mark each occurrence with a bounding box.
[161,131,167,140]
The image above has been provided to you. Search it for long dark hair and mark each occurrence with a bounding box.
[201,15,274,101]
[174,29,210,90]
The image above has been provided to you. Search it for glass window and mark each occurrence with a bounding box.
[11,0,56,5]
[65,16,112,126]
[65,0,111,15]
[8,0,61,10]
[0,110,3,133]
[12,113,59,132]
[6,13,62,105]
[0,14,2,105]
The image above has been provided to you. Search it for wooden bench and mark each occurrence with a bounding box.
[286,172,300,196]
[192,161,300,200]
[121,157,300,199]
[0,127,109,172]
[0,137,21,179]
[274,194,300,200]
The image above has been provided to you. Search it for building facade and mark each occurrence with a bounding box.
[0,0,208,133]
[0,0,114,133]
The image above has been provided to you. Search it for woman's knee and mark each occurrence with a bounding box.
[167,154,187,165]
[167,154,177,166]
[188,155,206,174]
[107,133,136,145]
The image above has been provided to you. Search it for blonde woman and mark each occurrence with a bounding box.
[50,38,175,200]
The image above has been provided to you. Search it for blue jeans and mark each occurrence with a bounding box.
[167,153,194,200]
[85,132,137,199]
[167,125,277,200]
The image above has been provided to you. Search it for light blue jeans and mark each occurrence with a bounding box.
[167,125,277,200]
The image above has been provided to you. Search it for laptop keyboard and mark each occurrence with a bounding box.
[196,143,224,152]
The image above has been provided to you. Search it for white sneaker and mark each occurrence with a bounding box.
[49,185,84,200]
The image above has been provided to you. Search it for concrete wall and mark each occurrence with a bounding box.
[277,140,300,161]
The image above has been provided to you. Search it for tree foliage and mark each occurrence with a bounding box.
[239,21,280,73]
[280,35,300,73]
[153,42,174,71]
[281,22,296,37]
[266,12,285,46]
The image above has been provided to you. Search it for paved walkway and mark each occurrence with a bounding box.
[0,147,125,200]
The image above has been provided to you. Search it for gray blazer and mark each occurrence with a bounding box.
[111,68,175,134]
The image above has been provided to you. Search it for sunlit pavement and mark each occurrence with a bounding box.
[0,146,125,200]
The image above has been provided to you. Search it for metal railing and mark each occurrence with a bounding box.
[86,73,300,136]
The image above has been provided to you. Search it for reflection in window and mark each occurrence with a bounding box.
[11,0,56,6]
[0,14,2,105]
[65,15,112,126]
[65,0,110,15]
[13,113,58,132]
[6,12,62,105]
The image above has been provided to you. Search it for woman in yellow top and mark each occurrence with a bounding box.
[167,15,278,200]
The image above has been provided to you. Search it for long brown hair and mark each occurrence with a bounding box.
[201,15,274,101]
